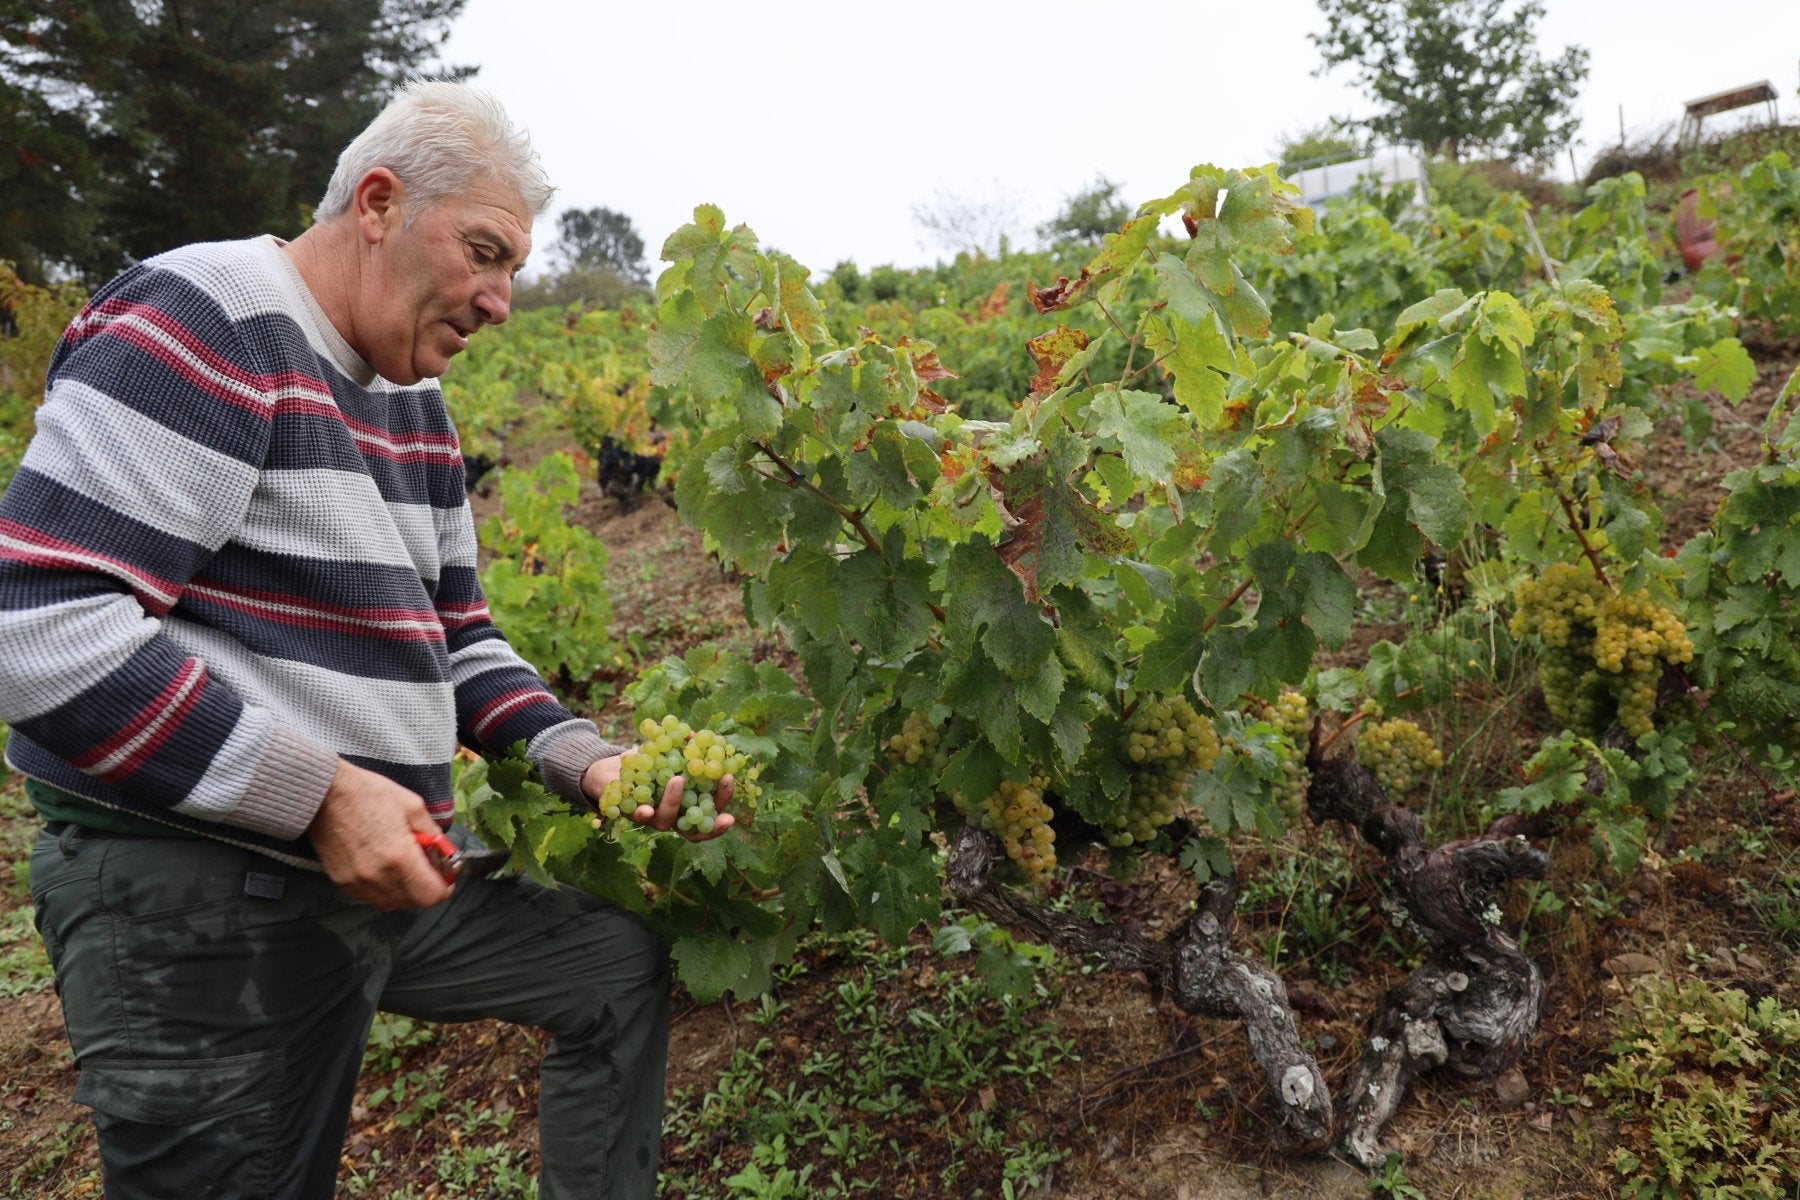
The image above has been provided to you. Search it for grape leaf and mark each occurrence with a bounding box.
[839,827,941,946]
[836,539,935,661]
[671,932,753,1004]
[1135,592,1210,695]
[1295,552,1355,649]
[943,539,1056,679]
[1688,336,1756,403]
[1091,387,1185,487]
[766,547,841,641]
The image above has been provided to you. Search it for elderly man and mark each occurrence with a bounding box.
[3,81,723,1199]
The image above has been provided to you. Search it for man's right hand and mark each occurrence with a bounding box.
[308,760,454,911]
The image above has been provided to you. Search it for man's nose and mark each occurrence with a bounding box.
[475,277,512,326]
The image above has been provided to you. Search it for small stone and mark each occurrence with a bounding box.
[1603,952,1660,978]
[1712,944,1737,971]
[1735,951,1769,975]
[1316,1034,1339,1051]
[1493,1067,1530,1110]
[1528,1110,1554,1133]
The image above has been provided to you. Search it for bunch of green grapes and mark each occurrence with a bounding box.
[1269,690,1311,742]
[982,773,1057,886]
[1109,695,1220,847]
[1262,690,1313,823]
[1355,717,1444,794]
[591,714,762,833]
[886,711,947,771]
[1593,591,1695,737]
[1510,564,1694,738]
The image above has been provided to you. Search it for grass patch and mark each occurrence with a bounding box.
[660,928,1073,1199]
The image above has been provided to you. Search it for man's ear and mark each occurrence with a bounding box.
[352,168,404,246]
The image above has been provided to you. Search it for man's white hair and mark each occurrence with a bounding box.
[315,80,554,222]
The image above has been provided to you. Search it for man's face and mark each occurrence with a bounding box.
[360,176,532,385]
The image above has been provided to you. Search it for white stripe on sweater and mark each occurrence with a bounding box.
[447,634,534,684]
[175,705,273,822]
[0,593,165,722]
[238,469,441,575]
[436,501,481,570]
[24,380,262,548]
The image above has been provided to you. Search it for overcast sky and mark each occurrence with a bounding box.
[441,1,1800,275]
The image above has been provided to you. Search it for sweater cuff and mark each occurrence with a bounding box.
[231,725,341,840]
[528,720,627,808]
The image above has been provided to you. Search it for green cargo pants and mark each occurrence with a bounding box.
[29,822,670,1200]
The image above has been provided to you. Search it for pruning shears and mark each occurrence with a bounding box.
[414,830,512,884]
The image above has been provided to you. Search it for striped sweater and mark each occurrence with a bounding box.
[0,236,619,867]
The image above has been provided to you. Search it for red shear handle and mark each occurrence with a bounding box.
[414,829,461,882]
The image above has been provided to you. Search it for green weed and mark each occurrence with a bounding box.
[1588,976,1800,1196]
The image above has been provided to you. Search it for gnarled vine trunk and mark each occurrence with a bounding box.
[943,734,1550,1168]
[1304,749,1548,1166]
[944,824,1334,1151]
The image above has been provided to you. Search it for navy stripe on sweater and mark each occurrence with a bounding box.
[0,471,214,614]
[14,641,237,802]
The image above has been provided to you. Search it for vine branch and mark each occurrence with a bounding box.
[1557,491,1613,588]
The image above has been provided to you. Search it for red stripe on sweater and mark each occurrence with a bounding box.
[435,601,493,629]
[71,659,202,771]
[272,395,463,464]
[77,304,461,465]
[470,688,557,739]
[185,578,446,642]
[102,664,210,783]
[77,300,333,399]
[73,300,338,408]
[0,517,181,614]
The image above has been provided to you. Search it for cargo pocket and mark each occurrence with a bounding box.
[74,1049,283,1198]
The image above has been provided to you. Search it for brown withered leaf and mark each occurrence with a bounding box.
[897,338,957,384]
[977,280,1011,321]
[1580,416,1624,446]
[996,495,1046,602]
[1026,325,1091,399]
[1027,269,1094,313]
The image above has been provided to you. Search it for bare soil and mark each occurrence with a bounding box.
[2,352,1798,1199]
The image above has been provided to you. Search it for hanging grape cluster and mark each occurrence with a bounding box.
[982,773,1058,886]
[1510,563,1694,738]
[591,714,762,833]
[1109,695,1220,847]
[886,711,948,771]
[1354,717,1445,794]
[1266,690,1313,822]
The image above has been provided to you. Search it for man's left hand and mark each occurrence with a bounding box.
[581,751,736,842]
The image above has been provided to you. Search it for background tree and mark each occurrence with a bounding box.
[1036,175,1131,246]
[1311,0,1589,163]
[0,0,469,282]
[910,182,1021,260]
[553,206,649,284]
[1271,122,1367,170]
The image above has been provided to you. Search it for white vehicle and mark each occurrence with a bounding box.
[1282,146,1428,208]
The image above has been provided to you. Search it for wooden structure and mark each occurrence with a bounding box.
[1678,80,1780,147]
